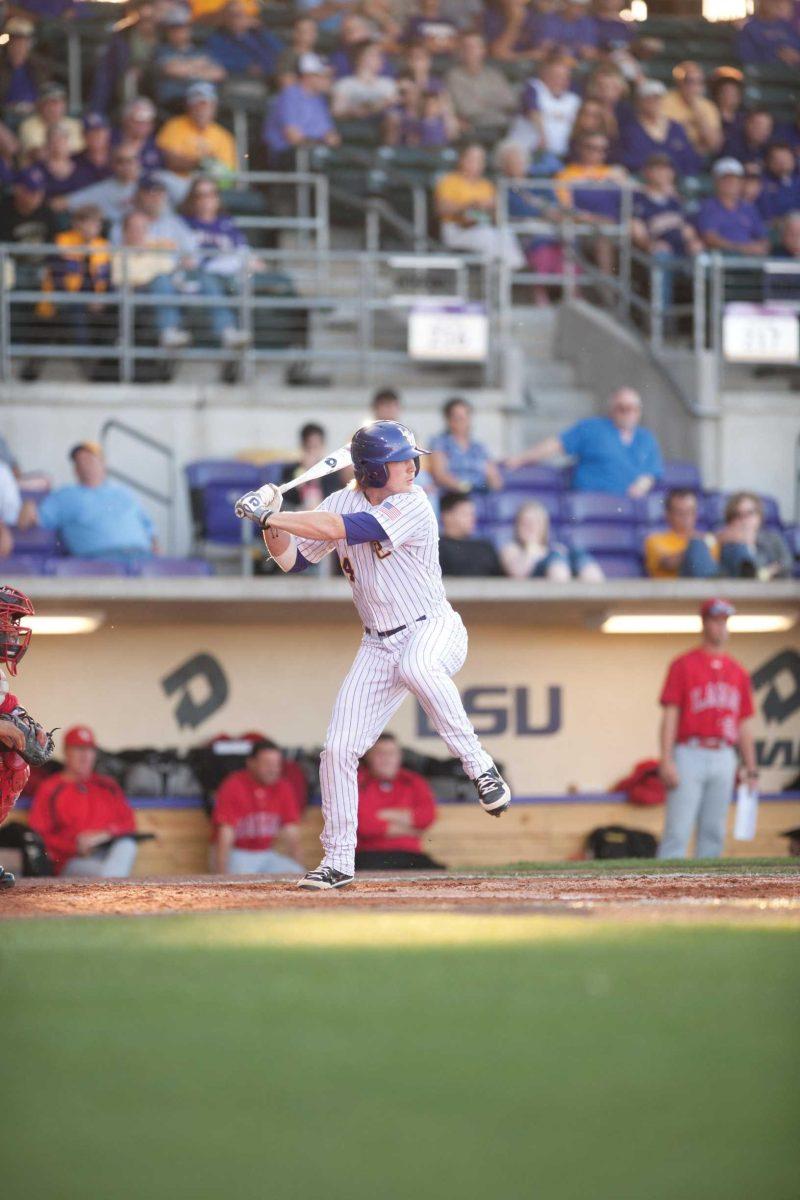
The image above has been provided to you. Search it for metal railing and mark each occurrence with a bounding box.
[101,419,178,554]
[0,244,499,385]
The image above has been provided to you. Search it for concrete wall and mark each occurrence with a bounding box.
[719,390,800,525]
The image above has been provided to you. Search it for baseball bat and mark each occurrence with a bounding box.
[234,444,352,518]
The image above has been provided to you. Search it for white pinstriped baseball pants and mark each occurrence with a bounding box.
[319,608,494,875]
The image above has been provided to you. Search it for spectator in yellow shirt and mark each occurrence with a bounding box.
[644,488,719,578]
[434,142,524,269]
[156,82,236,177]
[662,62,722,158]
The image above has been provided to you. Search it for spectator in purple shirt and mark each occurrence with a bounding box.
[90,1,161,114]
[38,123,88,204]
[613,79,704,176]
[632,154,702,310]
[0,17,46,116]
[205,1,284,81]
[710,67,745,159]
[383,75,450,147]
[776,101,800,154]
[735,0,800,65]
[694,158,769,256]
[536,0,600,61]
[593,0,635,52]
[724,107,775,167]
[113,98,166,174]
[328,13,390,80]
[70,115,113,191]
[263,52,340,166]
[757,141,800,223]
[402,0,459,55]
[485,0,543,62]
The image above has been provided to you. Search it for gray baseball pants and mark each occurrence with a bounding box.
[658,743,738,859]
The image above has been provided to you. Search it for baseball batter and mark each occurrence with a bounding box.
[238,420,511,890]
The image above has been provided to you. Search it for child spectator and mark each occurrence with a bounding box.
[510,54,581,164]
[181,175,252,349]
[429,396,503,493]
[36,205,111,344]
[614,80,703,176]
[355,733,443,871]
[153,3,226,108]
[736,0,800,65]
[90,1,161,113]
[29,726,139,877]
[632,154,702,310]
[757,141,800,224]
[662,62,723,158]
[70,114,113,190]
[438,492,504,577]
[434,142,525,270]
[213,740,303,875]
[445,32,517,137]
[111,210,192,349]
[501,499,603,580]
[644,488,719,579]
[497,140,561,306]
[263,52,339,167]
[157,82,237,178]
[569,98,619,154]
[331,41,397,121]
[383,75,448,147]
[205,0,283,80]
[694,158,769,256]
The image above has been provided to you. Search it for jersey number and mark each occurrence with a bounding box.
[341,556,355,583]
[372,541,392,560]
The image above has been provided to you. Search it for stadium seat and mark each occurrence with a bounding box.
[561,525,642,554]
[560,493,639,525]
[46,558,129,577]
[659,460,702,491]
[639,492,667,526]
[9,526,61,556]
[592,553,645,579]
[131,558,215,578]
[701,492,783,529]
[185,460,264,548]
[0,555,47,576]
[500,464,568,491]
[489,490,561,523]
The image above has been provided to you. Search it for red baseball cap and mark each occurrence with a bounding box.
[700,598,736,619]
[64,724,97,748]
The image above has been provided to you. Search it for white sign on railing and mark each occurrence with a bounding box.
[408,303,488,362]
[722,304,800,363]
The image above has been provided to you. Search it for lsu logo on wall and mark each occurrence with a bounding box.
[416,686,562,738]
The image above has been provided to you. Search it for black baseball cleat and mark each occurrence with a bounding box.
[0,865,16,889]
[475,768,512,817]
[297,866,354,891]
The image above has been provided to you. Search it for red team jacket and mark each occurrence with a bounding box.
[0,690,29,824]
[28,773,136,872]
[660,647,754,746]
[356,769,436,854]
[212,770,301,851]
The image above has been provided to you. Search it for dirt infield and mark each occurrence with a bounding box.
[3,871,800,922]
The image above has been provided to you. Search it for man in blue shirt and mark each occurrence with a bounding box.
[736,0,800,65]
[205,1,283,80]
[535,0,600,62]
[506,387,663,496]
[21,442,157,561]
[694,158,769,255]
[263,52,339,166]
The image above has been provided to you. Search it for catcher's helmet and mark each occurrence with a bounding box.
[0,586,34,676]
[350,420,429,489]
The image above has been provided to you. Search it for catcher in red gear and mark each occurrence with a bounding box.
[0,585,52,888]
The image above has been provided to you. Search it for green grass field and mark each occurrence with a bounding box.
[3,904,798,1200]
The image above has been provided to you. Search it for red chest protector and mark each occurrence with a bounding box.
[0,750,29,823]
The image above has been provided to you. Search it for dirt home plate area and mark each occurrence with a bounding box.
[4,871,800,923]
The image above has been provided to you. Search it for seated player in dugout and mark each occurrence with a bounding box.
[212,739,304,876]
[356,733,444,872]
[236,419,511,892]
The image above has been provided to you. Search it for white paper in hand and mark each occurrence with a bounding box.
[733,784,759,841]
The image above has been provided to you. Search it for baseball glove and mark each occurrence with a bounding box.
[0,707,55,767]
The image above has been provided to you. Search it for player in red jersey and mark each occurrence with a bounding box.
[658,598,757,858]
[0,586,37,887]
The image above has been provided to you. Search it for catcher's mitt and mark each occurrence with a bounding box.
[0,707,55,767]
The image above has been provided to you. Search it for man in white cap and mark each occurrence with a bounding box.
[156,82,237,176]
[615,79,703,175]
[263,51,340,166]
[0,17,46,116]
[694,157,769,255]
[657,598,758,859]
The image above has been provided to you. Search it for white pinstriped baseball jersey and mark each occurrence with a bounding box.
[294,483,448,632]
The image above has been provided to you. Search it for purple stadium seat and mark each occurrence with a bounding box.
[185,460,268,546]
[132,557,214,577]
[593,552,645,579]
[560,493,639,525]
[0,555,47,575]
[468,491,494,523]
[46,558,129,577]
[562,525,642,554]
[785,525,800,556]
[478,522,514,549]
[639,492,667,526]
[184,460,264,491]
[659,460,702,491]
[9,526,60,555]
[702,492,783,529]
[489,490,561,523]
[500,464,568,491]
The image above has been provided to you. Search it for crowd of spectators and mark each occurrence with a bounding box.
[0,0,797,352]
